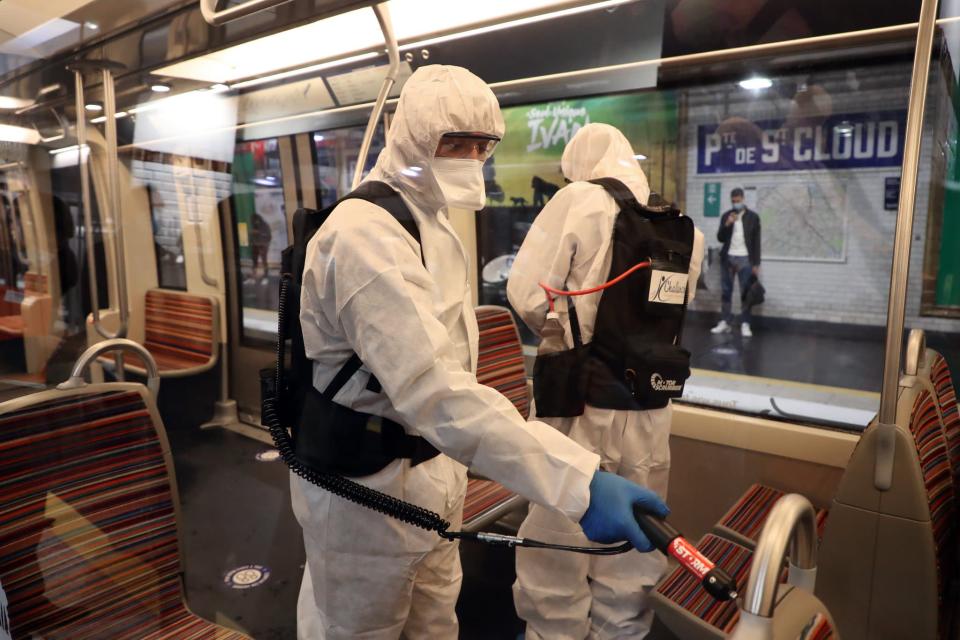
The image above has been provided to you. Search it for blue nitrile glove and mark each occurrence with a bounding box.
[579,470,670,552]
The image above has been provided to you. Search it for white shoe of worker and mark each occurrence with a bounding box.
[292,457,466,640]
[513,408,670,640]
[711,320,731,334]
[741,322,753,337]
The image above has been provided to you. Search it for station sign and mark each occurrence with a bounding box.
[696,110,907,173]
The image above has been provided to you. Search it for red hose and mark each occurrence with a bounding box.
[539,260,651,312]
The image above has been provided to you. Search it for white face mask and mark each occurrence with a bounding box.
[432,158,486,211]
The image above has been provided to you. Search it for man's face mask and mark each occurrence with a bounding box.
[432,132,500,211]
[732,201,745,211]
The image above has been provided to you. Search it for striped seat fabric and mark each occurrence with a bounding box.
[655,534,760,634]
[716,484,829,546]
[0,390,249,639]
[464,307,531,528]
[931,354,959,482]
[909,391,957,610]
[100,290,216,374]
[140,290,215,372]
[475,306,530,419]
[463,479,517,526]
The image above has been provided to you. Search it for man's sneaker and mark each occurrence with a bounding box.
[710,320,731,334]
[741,322,753,337]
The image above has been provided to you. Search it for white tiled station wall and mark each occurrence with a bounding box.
[682,62,959,334]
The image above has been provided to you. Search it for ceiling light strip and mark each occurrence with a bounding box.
[398,0,633,50]
[230,51,380,89]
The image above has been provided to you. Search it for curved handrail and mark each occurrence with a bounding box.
[57,338,160,399]
[351,2,399,189]
[741,493,818,618]
[200,0,293,26]
[904,328,926,376]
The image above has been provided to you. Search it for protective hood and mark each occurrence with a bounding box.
[368,65,504,213]
[560,123,650,204]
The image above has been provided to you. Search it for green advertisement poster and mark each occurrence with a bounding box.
[490,92,678,206]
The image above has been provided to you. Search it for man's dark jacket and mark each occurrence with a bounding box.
[717,208,761,266]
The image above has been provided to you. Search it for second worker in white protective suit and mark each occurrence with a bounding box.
[294,68,670,639]
[509,123,704,640]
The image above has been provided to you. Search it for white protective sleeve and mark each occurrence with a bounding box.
[302,202,600,521]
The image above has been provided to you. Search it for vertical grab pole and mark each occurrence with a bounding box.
[102,66,128,380]
[72,69,104,339]
[351,2,400,189]
[874,0,939,490]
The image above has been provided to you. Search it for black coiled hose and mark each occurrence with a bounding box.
[265,274,453,535]
[267,272,633,554]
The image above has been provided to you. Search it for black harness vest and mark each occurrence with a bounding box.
[532,177,695,416]
[266,181,439,478]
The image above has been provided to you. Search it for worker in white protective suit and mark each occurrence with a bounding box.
[509,123,704,640]
[294,67,670,639]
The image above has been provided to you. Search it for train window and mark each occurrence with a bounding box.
[479,61,950,432]
[144,180,187,291]
[313,123,386,208]
[231,138,287,343]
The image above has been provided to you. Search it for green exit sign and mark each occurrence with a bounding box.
[704,182,721,217]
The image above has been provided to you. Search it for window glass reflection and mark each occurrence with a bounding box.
[233,138,287,342]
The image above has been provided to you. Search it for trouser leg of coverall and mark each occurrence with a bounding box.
[514,408,671,640]
[588,410,670,640]
[292,455,466,640]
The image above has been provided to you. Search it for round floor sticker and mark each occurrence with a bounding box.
[255,449,280,462]
[224,565,270,589]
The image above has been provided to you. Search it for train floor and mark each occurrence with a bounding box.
[170,425,529,639]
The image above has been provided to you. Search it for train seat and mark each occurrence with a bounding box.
[651,351,956,639]
[0,381,250,639]
[710,347,957,551]
[462,306,529,532]
[99,289,219,378]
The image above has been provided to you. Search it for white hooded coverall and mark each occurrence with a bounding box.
[293,65,600,639]
[509,123,704,640]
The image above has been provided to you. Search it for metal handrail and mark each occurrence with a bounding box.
[352,2,399,189]
[741,494,818,618]
[68,61,130,379]
[199,0,293,26]
[904,328,926,376]
[58,338,160,399]
[875,0,939,491]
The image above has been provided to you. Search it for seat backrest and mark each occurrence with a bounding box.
[930,352,960,484]
[817,381,956,640]
[475,306,530,419]
[0,384,185,638]
[144,289,215,366]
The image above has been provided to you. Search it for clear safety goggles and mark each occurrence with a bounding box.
[435,132,501,159]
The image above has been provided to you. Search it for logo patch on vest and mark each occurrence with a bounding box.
[648,270,688,304]
[651,373,683,392]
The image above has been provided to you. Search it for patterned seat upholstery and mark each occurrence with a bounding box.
[463,306,530,530]
[100,290,218,377]
[475,306,530,419]
[909,391,957,618]
[0,387,250,639]
[715,483,830,548]
[931,354,959,484]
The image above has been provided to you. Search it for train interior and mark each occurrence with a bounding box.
[1,0,960,638]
